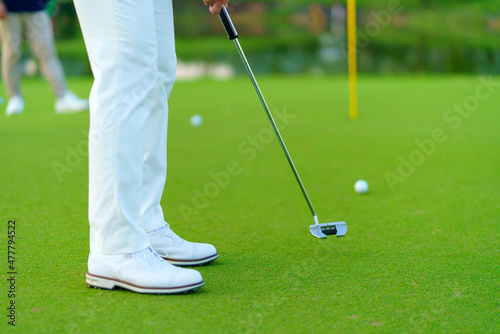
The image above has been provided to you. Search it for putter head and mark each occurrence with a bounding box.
[309,222,347,239]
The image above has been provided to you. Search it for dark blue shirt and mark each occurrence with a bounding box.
[4,0,49,13]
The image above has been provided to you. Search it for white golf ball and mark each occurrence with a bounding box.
[190,115,203,127]
[354,180,369,194]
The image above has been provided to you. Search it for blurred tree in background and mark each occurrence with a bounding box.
[44,0,500,74]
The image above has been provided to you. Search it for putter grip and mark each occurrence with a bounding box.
[219,6,238,40]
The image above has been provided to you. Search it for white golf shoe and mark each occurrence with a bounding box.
[148,224,219,266]
[6,95,24,116]
[55,91,88,114]
[86,246,204,294]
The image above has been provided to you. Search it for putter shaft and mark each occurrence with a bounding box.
[218,7,349,239]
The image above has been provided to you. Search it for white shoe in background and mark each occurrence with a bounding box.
[55,91,88,114]
[6,95,24,116]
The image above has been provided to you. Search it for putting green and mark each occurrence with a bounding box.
[0,75,498,333]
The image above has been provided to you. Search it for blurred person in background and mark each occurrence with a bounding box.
[0,0,88,116]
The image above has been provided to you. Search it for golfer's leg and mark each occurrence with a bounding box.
[25,10,67,97]
[74,0,157,254]
[0,14,23,98]
[140,0,177,232]
[72,0,204,294]
[142,0,218,266]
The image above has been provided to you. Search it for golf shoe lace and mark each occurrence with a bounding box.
[131,246,164,264]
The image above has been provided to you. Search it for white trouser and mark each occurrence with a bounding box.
[74,0,176,254]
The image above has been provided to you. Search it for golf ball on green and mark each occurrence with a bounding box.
[354,180,369,194]
[190,115,203,127]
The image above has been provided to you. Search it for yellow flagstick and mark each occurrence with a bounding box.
[347,0,357,120]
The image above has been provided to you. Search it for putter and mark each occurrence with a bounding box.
[218,7,347,239]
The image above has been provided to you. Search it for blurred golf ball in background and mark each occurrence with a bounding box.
[190,115,203,127]
[24,58,38,77]
[354,180,369,194]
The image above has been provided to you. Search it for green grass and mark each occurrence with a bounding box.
[1,75,499,333]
